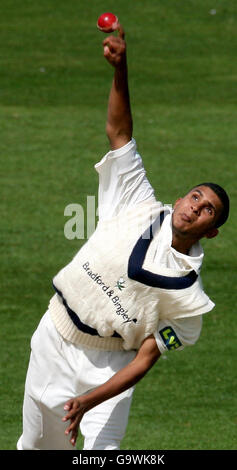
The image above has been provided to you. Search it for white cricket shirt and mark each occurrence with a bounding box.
[95,138,212,354]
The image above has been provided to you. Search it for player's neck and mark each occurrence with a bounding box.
[171,232,196,255]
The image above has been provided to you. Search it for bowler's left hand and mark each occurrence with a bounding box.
[62,397,87,446]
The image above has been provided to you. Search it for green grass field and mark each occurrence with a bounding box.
[0,0,236,450]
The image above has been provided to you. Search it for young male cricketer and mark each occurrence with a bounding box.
[17,25,229,450]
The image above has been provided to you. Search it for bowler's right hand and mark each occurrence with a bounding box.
[103,24,126,68]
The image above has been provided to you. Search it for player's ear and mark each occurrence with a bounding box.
[173,197,183,209]
[205,228,219,239]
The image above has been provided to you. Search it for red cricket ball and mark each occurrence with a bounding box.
[97,12,119,33]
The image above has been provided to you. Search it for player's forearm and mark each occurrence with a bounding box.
[106,61,133,150]
[80,349,158,413]
[79,363,144,413]
[63,355,150,445]
[62,336,160,444]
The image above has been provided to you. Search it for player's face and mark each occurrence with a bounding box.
[172,186,223,241]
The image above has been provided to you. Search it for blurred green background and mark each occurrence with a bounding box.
[0,0,236,450]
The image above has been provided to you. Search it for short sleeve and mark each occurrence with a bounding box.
[154,315,203,354]
[94,138,156,220]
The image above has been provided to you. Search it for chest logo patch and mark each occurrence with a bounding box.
[159,326,182,350]
[116,277,126,290]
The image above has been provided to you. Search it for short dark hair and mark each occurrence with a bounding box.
[193,182,230,228]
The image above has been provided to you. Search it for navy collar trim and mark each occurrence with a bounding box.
[128,210,198,290]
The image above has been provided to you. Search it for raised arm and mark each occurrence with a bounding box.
[62,334,160,446]
[103,25,133,150]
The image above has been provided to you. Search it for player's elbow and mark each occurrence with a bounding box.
[143,349,160,371]
[134,338,161,376]
[134,353,160,382]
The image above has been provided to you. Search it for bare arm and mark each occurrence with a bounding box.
[62,334,161,446]
[103,25,133,150]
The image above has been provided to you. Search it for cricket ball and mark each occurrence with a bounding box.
[97,12,119,33]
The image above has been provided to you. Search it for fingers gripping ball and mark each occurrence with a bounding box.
[97,13,119,33]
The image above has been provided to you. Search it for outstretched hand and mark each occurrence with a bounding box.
[103,24,126,68]
[62,396,87,447]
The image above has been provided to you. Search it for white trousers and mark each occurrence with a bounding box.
[17,311,136,450]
